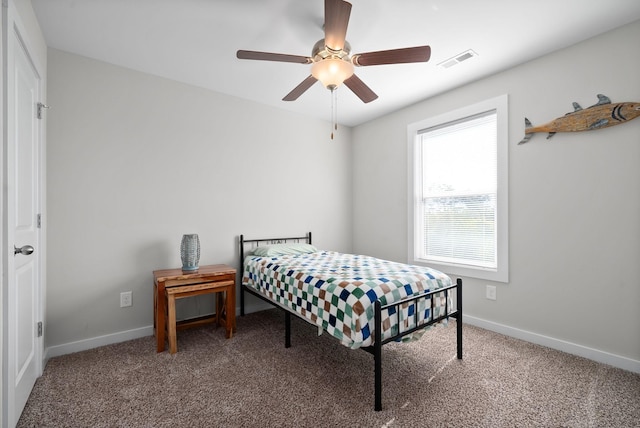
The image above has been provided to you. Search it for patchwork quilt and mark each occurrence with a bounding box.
[242,251,455,349]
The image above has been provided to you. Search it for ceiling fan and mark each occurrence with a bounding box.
[236,0,431,105]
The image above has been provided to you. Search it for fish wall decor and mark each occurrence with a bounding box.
[518,94,640,144]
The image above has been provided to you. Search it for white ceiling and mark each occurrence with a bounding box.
[31,0,640,127]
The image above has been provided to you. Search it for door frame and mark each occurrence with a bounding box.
[1,0,47,425]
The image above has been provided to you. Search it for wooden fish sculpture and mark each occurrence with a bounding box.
[518,94,640,144]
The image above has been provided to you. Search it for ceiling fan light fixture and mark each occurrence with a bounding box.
[237,0,431,112]
[311,58,354,89]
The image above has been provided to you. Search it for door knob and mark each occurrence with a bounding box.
[14,245,35,256]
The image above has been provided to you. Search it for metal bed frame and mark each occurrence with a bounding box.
[239,232,463,411]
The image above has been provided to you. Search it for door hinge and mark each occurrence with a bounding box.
[37,102,49,119]
[37,322,43,337]
[37,213,42,228]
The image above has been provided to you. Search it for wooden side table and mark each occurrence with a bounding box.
[153,264,236,353]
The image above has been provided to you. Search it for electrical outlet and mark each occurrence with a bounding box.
[120,291,132,307]
[486,285,497,301]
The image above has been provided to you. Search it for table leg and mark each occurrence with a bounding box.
[156,281,166,352]
[153,282,157,330]
[214,292,222,328]
[230,281,237,330]
[167,292,178,354]
[211,292,218,327]
[225,286,234,338]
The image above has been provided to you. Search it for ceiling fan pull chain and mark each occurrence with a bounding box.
[330,87,339,140]
[330,87,336,139]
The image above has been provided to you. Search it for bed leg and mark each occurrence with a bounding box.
[240,285,245,317]
[240,235,245,317]
[456,278,463,360]
[374,300,382,411]
[285,311,291,348]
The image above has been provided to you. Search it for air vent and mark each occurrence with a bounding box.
[438,49,478,69]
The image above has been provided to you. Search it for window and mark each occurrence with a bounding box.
[408,95,508,282]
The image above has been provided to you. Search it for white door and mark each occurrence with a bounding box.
[4,18,43,427]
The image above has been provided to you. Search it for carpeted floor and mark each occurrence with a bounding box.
[18,309,640,427]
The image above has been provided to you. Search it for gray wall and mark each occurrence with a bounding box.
[352,21,640,366]
[46,49,353,350]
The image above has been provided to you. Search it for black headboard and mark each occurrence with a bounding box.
[238,232,312,316]
[239,232,312,267]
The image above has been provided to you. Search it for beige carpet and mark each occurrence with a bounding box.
[18,309,640,427]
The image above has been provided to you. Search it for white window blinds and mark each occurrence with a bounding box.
[418,110,498,268]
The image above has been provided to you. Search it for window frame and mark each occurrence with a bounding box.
[407,94,509,283]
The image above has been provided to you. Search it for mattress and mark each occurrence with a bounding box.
[242,250,454,349]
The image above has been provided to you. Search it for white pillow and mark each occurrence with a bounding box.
[252,243,318,257]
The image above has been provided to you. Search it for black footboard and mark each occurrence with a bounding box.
[363,278,463,411]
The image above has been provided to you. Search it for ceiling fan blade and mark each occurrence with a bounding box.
[283,75,318,101]
[237,50,312,64]
[343,74,378,103]
[324,0,352,51]
[352,46,431,66]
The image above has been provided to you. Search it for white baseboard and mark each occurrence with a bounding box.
[463,315,640,374]
[43,303,271,362]
[44,325,154,362]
